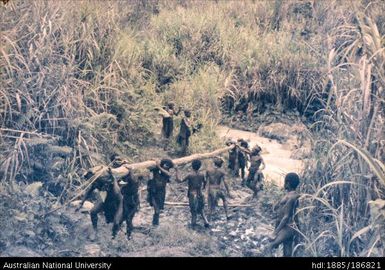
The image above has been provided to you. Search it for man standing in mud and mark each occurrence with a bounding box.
[226,139,238,176]
[245,145,266,199]
[236,139,250,185]
[76,155,125,240]
[206,157,233,221]
[147,158,179,226]
[110,169,143,240]
[159,102,181,150]
[178,159,210,228]
[177,110,192,155]
[269,172,300,257]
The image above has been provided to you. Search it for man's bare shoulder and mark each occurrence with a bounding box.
[286,192,300,203]
[218,168,226,176]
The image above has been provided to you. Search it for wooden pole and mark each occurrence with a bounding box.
[87,145,235,179]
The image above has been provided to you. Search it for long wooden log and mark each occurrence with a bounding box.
[88,145,235,179]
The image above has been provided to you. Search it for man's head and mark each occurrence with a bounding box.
[110,153,124,168]
[167,102,175,110]
[225,138,235,146]
[213,157,224,168]
[284,172,300,191]
[251,145,262,156]
[240,139,248,148]
[160,158,174,171]
[192,159,202,171]
[184,110,191,117]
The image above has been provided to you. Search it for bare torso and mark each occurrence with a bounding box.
[206,167,225,190]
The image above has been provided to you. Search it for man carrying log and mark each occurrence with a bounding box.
[147,158,179,226]
[177,159,210,228]
[236,139,250,185]
[206,157,233,221]
[76,155,126,240]
[245,145,266,199]
[226,139,238,176]
[110,169,143,240]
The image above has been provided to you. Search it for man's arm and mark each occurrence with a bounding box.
[222,174,232,198]
[174,167,180,182]
[202,173,207,190]
[237,144,251,155]
[184,118,192,128]
[260,157,266,170]
[177,174,189,183]
[204,171,211,190]
[175,106,182,116]
[155,160,172,178]
[108,167,123,201]
[76,183,96,211]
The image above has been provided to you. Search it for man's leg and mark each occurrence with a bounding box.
[126,208,136,240]
[191,212,197,227]
[221,197,230,220]
[152,201,160,226]
[283,238,294,257]
[200,211,210,228]
[112,198,124,239]
[208,194,215,222]
[241,167,246,185]
[90,201,104,240]
[269,227,294,255]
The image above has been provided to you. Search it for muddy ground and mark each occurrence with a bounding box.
[0,121,309,257]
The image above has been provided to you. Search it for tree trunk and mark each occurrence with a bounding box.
[87,145,235,179]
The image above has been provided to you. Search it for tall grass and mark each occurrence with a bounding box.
[296,0,385,256]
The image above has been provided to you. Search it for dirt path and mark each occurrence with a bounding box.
[2,124,306,257]
[216,125,304,187]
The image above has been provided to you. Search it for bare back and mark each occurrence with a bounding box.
[275,191,299,227]
[186,172,205,194]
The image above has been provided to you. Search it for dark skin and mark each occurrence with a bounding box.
[178,167,209,228]
[269,180,300,257]
[161,103,182,150]
[178,111,192,155]
[164,104,181,119]
[227,142,238,176]
[148,160,179,226]
[111,170,141,240]
[206,163,233,221]
[76,167,122,240]
[236,141,250,184]
[246,150,266,198]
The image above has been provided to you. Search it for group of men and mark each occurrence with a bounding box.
[158,102,202,154]
[75,102,301,256]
